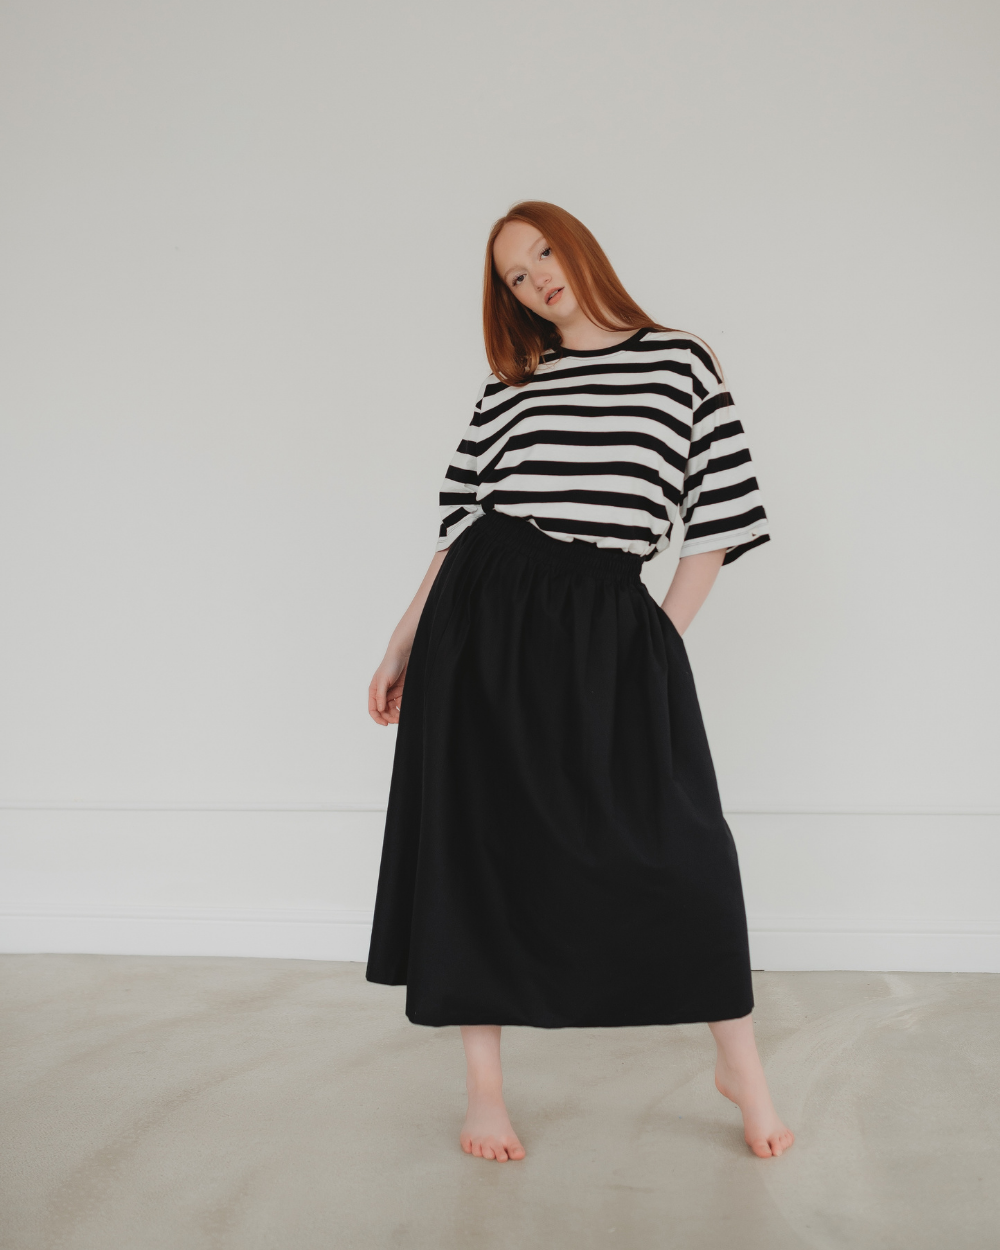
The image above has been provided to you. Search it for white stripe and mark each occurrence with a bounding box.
[493,472,670,507]
[498,499,659,528]
[496,441,681,474]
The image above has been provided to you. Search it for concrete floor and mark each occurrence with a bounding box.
[0,960,997,1250]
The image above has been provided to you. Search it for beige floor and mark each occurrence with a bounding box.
[0,958,997,1250]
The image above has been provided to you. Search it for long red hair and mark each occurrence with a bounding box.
[483,201,669,386]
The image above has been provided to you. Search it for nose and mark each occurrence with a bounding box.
[535,273,550,291]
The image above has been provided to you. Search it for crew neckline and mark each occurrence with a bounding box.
[548,327,650,358]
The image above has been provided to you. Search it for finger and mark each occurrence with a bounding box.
[368,682,390,726]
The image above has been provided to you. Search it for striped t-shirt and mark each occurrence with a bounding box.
[437,327,769,564]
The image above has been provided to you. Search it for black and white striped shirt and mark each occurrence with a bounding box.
[438,327,769,564]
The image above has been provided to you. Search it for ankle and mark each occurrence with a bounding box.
[716,1050,763,1078]
[466,1077,504,1101]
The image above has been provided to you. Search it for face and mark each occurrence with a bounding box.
[493,220,580,324]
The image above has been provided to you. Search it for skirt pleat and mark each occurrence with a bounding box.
[366,509,754,1027]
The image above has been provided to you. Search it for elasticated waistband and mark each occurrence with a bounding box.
[473,509,643,586]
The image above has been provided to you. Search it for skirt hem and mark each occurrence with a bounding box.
[402,1002,756,1029]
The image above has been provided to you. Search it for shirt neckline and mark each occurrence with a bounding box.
[545,326,650,359]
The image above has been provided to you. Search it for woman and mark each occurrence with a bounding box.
[366,202,794,1163]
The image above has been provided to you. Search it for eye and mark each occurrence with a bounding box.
[540,247,551,258]
[511,273,525,287]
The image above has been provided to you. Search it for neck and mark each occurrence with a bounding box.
[556,312,636,352]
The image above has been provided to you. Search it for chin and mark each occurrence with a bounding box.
[543,299,575,322]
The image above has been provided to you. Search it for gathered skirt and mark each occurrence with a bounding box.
[365,509,754,1027]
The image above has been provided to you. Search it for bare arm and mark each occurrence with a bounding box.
[660,548,726,636]
[368,549,448,726]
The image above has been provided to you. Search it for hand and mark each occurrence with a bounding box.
[368,648,409,726]
[366,549,446,727]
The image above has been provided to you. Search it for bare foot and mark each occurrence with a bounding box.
[715,1054,795,1158]
[460,1089,526,1162]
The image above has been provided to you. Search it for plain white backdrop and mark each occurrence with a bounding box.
[1,0,998,968]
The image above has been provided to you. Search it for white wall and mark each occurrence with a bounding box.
[2,0,998,970]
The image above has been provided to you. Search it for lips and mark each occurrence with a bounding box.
[545,287,563,306]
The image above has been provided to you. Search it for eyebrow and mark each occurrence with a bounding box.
[501,234,547,281]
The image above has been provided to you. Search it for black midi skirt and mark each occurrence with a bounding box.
[366,510,754,1028]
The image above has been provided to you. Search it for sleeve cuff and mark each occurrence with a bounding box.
[435,507,483,551]
[678,524,771,563]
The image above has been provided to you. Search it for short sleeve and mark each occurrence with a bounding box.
[680,350,770,564]
[436,378,488,550]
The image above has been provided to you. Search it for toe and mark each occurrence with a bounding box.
[749,1138,773,1158]
[768,1130,793,1156]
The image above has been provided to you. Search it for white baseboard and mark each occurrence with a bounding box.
[1,906,998,972]
[747,916,1000,973]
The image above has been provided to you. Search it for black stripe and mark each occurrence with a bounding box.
[475,404,692,456]
[692,391,733,426]
[444,464,478,486]
[685,505,767,541]
[688,477,758,510]
[497,428,687,475]
[683,448,752,494]
[624,336,721,380]
[482,458,683,506]
[689,419,744,460]
[488,488,670,523]
[480,381,693,425]
[722,533,770,565]
[439,506,476,534]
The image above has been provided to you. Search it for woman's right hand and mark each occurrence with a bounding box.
[368,647,409,726]
[366,548,448,727]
